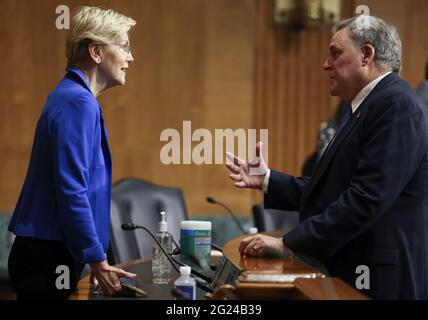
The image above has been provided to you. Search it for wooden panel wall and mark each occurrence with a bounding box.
[353,0,428,86]
[254,0,428,179]
[1,0,427,217]
[0,0,256,216]
[253,0,342,178]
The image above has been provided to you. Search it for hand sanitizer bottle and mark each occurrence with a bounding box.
[152,211,172,284]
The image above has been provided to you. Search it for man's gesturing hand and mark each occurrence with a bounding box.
[225,142,268,190]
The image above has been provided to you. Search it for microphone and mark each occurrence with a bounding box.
[123,223,221,269]
[122,223,180,249]
[121,223,180,274]
[206,197,247,234]
[121,222,138,230]
[123,224,216,281]
[121,222,213,293]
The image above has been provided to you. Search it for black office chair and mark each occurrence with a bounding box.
[252,204,299,233]
[108,178,189,265]
[0,213,12,291]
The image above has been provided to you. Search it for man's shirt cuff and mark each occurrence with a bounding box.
[263,169,271,193]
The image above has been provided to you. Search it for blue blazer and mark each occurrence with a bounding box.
[9,66,112,263]
[265,73,428,299]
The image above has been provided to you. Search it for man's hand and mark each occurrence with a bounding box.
[225,142,268,190]
[90,260,137,296]
[239,234,288,258]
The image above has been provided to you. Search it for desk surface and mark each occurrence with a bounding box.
[70,258,207,300]
[215,230,368,300]
[223,230,319,275]
[71,230,367,300]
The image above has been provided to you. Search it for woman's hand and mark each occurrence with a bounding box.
[89,260,137,296]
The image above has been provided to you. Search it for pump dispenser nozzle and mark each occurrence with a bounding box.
[159,211,168,232]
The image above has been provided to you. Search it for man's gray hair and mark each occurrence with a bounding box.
[333,15,402,73]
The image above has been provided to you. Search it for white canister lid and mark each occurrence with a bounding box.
[180,220,212,230]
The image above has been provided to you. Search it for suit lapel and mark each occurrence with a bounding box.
[300,72,400,206]
[301,113,361,205]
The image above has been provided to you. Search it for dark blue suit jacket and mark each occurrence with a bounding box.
[265,73,428,299]
[8,67,112,263]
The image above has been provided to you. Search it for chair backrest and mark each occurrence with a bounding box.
[252,204,299,233]
[108,178,189,265]
[0,213,13,283]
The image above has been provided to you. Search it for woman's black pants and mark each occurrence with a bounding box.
[8,236,84,300]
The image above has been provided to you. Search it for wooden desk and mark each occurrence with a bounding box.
[70,258,159,300]
[70,253,221,300]
[207,230,368,300]
[70,258,203,300]
[71,230,367,300]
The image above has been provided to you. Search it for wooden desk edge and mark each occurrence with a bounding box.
[293,277,369,300]
[218,230,368,300]
[69,258,149,300]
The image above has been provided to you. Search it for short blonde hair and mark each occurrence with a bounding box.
[66,6,136,66]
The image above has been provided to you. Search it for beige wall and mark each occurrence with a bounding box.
[353,0,428,86]
[1,0,427,216]
[254,0,428,179]
[0,0,256,216]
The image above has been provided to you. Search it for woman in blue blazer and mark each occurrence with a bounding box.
[8,6,137,299]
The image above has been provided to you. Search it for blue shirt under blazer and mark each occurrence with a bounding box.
[265,73,428,299]
[9,66,112,263]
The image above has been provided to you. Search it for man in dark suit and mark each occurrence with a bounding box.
[226,15,428,299]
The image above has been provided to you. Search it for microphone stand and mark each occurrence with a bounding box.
[207,197,247,234]
[122,223,180,273]
[122,223,213,293]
